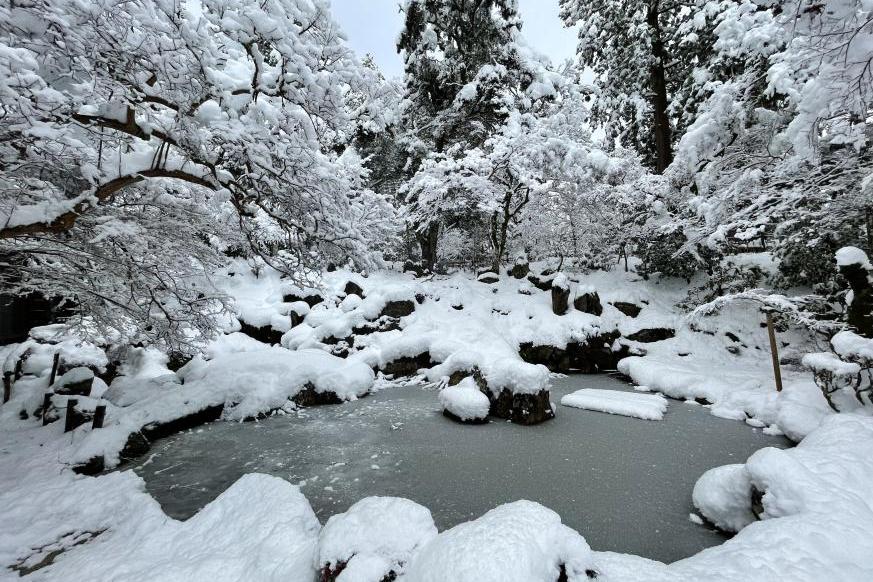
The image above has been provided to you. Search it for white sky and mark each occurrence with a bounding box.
[330,0,579,78]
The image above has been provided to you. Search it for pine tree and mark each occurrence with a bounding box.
[396,0,548,270]
[559,0,718,173]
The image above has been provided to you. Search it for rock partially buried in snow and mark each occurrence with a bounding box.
[52,366,95,396]
[477,271,500,284]
[692,463,756,533]
[402,501,596,582]
[317,497,437,582]
[573,287,602,316]
[440,377,490,423]
[611,301,643,318]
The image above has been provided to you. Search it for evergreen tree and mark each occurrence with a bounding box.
[559,0,720,173]
[396,0,552,270]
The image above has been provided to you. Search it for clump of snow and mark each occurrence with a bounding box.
[552,272,570,290]
[835,246,872,269]
[802,352,861,376]
[53,366,94,388]
[317,497,437,579]
[402,500,594,582]
[831,330,873,362]
[692,464,755,532]
[560,388,668,421]
[178,348,374,420]
[439,377,490,421]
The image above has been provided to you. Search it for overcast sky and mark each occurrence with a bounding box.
[330,0,579,78]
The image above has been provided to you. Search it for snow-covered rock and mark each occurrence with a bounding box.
[439,377,490,422]
[401,501,595,582]
[318,497,437,581]
[560,388,668,421]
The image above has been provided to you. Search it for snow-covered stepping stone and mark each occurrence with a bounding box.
[560,389,668,421]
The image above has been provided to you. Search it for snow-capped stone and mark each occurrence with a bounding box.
[402,501,595,582]
[317,497,437,581]
[439,377,490,422]
[835,246,872,269]
[560,388,668,421]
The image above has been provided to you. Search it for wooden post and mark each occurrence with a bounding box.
[64,398,79,433]
[49,353,60,386]
[2,372,11,403]
[92,404,106,429]
[766,313,783,392]
[42,393,53,425]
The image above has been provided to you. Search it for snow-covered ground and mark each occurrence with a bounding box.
[1,264,871,580]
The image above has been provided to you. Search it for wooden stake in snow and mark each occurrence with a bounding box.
[92,404,106,429]
[64,398,79,433]
[2,372,11,403]
[49,353,60,386]
[766,313,783,392]
[41,393,52,426]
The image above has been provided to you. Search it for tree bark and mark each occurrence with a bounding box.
[417,222,440,272]
[647,0,673,174]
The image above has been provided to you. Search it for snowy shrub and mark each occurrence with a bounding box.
[804,331,873,411]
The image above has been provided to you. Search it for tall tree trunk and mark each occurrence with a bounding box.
[417,222,440,272]
[648,0,673,174]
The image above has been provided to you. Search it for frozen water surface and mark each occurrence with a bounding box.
[132,374,789,563]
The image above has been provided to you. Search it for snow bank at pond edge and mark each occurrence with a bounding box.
[1,414,871,580]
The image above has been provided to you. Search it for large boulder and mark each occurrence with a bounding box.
[488,388,554,425]
[573,288,602,316]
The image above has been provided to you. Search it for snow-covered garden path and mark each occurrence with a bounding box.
[132,374,788,563]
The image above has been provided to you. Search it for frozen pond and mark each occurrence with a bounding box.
[132,374,789,563]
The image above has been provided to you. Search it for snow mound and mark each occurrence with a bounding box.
[560,388,668,421]
[318,497,437,579]
[401,500,594,582]
[831,330,873,362]
[25,473,321,581]
[179,347,374,420]
[835,246,872,269]
[675,414,873,581]
[439,377,490,421]
[692,463,755,532]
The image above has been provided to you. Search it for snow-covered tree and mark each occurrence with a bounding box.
[397,0,562,269]
[560,0,722,173]
[669,0,873,292]
[0,0,390,346]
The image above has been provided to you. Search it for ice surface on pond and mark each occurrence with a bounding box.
[133,374,789,564]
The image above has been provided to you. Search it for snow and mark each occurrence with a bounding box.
[802,352,861,376]
[835,246,872,269]
[560,388,668,421]
[401,501,595,582]
[831,330,873,362]
[317,497,437,578]
[692,464,756,532]
[53,366,94,388]
[439,377,491,421]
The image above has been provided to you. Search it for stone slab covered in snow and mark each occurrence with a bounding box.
[561,388,668,421]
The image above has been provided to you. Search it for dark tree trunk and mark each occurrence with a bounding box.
[417,222,440,272]
[648,0,673,174]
